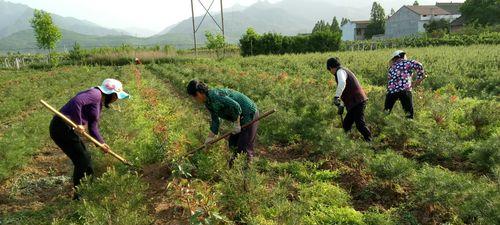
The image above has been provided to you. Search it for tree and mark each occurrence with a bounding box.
[312,20,331,33]
[365,2,386,39]
[341,18,350,26]
[424,19,451,37]
[205,31,226,58]
[413,1,419,6]
[239,28,261,56]
[68,42,83,62]
[390,8,396,16]
[30,9,62,61]
[331,17,342,34]
[308,30,342,52]
[460,0,500,25]
[424,19,451,33]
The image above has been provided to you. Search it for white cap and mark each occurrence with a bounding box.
[392,50,406,59]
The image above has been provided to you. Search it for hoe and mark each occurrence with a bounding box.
[40,99,134,167]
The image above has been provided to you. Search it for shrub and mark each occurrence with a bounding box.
[68,42,84,62]
[74,169,152,225]
[299,181,351,209]
[363,208,396,225]
[409,165,499,224]
[368,150,417,182]
[217,155,269,222]
[303,207,366,225]
[467,135,500,176]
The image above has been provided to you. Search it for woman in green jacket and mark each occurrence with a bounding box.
[187,80,259,167]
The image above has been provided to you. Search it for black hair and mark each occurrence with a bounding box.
[389,52,406,67]
[104,93,117,108]
[187,80,209,96]
[326,57,341,70]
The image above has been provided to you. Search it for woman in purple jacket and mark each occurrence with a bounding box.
[49,79,129,199]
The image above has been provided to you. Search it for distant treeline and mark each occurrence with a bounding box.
[342,32,500,51]
[240,30,500,57]
[239,28,342,57]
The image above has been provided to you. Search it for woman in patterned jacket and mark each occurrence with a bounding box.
[385,50,427,119]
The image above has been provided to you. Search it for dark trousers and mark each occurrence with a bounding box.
[344,101,372,141]
[228,111,259,166]
[49,117,93,188]
[384,90,414,119]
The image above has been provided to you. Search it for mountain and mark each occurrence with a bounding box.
[162,0,369,43]
[0,0,371,53]
[0,0,126,38]
[0,28,197,53]
[274,0,368,22]
[156,23,179,36]
[123,27,157,38]
[226,3,247,12]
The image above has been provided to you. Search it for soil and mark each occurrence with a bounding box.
[0,145,72,215]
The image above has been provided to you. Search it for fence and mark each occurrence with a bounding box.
[1,55,48,69]
[341,32,500,52]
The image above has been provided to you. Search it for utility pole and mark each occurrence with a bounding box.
[190,0,197,55]
[220,0,225,37]
[190,0,225,56]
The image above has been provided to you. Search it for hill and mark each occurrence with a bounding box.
[0,29,194,53]
[0,0,126,38]
[163,0,369,43]
[0,0,370,52]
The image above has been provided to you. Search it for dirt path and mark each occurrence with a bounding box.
[132,65,190,225]
[0,144,72,216]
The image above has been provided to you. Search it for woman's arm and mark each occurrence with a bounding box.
[87,105,104,143]
[335,69,348,98]
[411,60,426,81]
[209,110,221,135]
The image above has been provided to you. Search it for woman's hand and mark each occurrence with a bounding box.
[100,143,110,154]
[231,117,241,134]
[204,132,216,146]
[74,125,86,134]
[412,79,423,88]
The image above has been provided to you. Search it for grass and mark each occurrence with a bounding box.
[1,44,499,225]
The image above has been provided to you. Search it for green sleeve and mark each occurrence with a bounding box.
[209,110,220,134]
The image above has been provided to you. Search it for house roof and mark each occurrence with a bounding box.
[451,15,466,26]
[436,2,463,15]
[405,5,451,16]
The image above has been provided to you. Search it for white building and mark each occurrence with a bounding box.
[341,20,370,41]
[385,4,462,38]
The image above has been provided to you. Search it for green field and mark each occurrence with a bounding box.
[1,45,499,225]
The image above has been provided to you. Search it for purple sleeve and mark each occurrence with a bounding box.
[87,105,104,143]
[72,98,84,125]
[70,90,98,124]
[411,60,425,80]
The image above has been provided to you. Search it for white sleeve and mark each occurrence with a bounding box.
[335,69,347,97]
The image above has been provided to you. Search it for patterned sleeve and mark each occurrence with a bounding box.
[411,60,426,80]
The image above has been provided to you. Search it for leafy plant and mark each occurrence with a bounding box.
[30,9,62,64]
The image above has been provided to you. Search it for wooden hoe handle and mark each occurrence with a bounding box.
[40,100,132,166]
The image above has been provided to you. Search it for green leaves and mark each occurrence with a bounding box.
[30,9,62,51]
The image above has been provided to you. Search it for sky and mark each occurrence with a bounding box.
[6,0,465,33]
